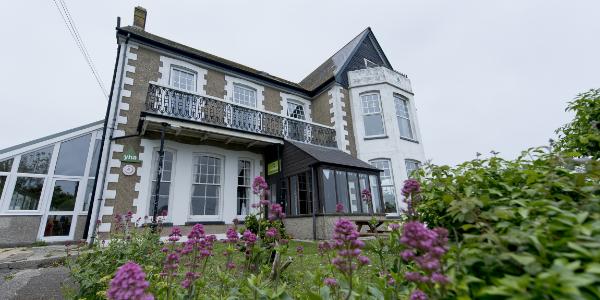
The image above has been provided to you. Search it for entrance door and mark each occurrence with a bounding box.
[39,179,80,241]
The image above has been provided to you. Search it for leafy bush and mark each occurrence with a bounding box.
[416,149,600,299]
[555,88,600,159]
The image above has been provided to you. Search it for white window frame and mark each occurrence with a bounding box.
[360,92,386,138]
[188,153,224,221]
[364,58,379,68]
[405,159,421,178]
[169,66,197,92]
[225,75,265,110]
[286,99,307,120]
[232,83,258,108]
[236,158,253,216]
[369,158,397,215]
[281,93,312,121]
[158,56,207,95]
[147,148,176,222]
[394,94,415,140]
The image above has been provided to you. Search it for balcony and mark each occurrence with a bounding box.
[144,83,337,148]
[347,67,413,93]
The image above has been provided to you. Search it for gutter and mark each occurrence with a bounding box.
[83,18,130,243]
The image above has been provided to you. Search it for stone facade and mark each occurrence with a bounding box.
[284,215,384,240]
[310,90,333,126]
[340,87,357,157]
[100,44,161,234]
[204,69,226,98]
[0,216,41,247]
[263,86,283,113]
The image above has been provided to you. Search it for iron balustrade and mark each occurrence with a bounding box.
[145,83,338,147]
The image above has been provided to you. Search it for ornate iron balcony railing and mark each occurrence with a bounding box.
[145,83,338,147]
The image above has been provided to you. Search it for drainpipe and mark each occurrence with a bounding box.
[85,27,131,244]
[150,123,168,232]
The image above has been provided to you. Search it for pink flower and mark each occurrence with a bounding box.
[265,227,278,238]
[402,179,421,196]
[296,246,304,256]
[168,227,182,242]
[269,203,285,220]
[224,227,238,244]
[361,189,372,202]
[389,223,400,230]
[335,202,345,213]
[410,289,428,300]
[252,176,268,195]
[431,272,450,285]
[358,255,370,265]
[107,262,154,300]
[324,278,338,287]
[242,230,257,246]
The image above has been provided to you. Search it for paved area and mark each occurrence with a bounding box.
[0,245,78,299]
[0,245,68,270]
[0,266,73,300]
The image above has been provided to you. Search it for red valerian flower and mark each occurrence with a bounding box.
[107,262,154,300]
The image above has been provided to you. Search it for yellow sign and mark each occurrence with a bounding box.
[267,160,280,175]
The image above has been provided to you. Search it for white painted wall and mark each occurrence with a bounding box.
[348,70,426,214]
[135,139,263,226]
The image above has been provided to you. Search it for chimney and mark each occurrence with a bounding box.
[133,6,147,30]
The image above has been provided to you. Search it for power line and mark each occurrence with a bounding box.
[52,0,109,99]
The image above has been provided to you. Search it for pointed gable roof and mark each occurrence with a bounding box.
[299,27,393,91]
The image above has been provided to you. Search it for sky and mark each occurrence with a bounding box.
[0,0,598,166]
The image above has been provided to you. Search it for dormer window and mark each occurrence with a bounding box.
[287,100,306,120]
[233,84,257,107]
[170,66,196,92]
[364,58,379,68]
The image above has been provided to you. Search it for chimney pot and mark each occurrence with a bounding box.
[133,6,147,30]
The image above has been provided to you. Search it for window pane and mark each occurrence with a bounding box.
[382,186,397,213]
[18,146,53,174]
[405,160,421,178]
[0,176,7,197]
[88,139,101,176]
[371,160,394,186]
[44,215,72,237]
[171,67,196,91]
[237,160,251,215]
[150,151,173,217]
[287,101,306,120]
[364,114,385,136]
[10,177,44,210]
[335,171,348,212]
[49,180,79,211]
[54,134,92,176]
[191,155,221,216]
[83,178,95,211]
[150,182,170,217]
[369,175,382,213]
[358,174,369,213]
[289,176,298,215]
[398,118,413,139]
[361,94,381,114]
[322,169,337,213]
[347,173,360,213]
[0,158,13,172]
[233,84,257,107]
[298,173,312,215]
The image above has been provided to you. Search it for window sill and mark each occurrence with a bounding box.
[364,135,388,141]
[185,221,225,226]
[400,137,419,144]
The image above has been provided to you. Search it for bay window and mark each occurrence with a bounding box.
[361,92,385,137]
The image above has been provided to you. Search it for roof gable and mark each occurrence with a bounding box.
[299,28,393,91]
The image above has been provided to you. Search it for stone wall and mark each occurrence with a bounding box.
[0,216,41,247]
[311,91,333,126]
[204,69,226,98]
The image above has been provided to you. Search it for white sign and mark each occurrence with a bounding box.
[122,164,136,176]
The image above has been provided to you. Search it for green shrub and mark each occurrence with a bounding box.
[416,149,600,299]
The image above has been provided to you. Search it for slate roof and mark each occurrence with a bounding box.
[287,140,379,171]
[298,28,371,91]
[117,26,389,95]
[0,120,104,155]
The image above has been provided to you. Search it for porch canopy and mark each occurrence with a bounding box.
[276,141,384,217]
